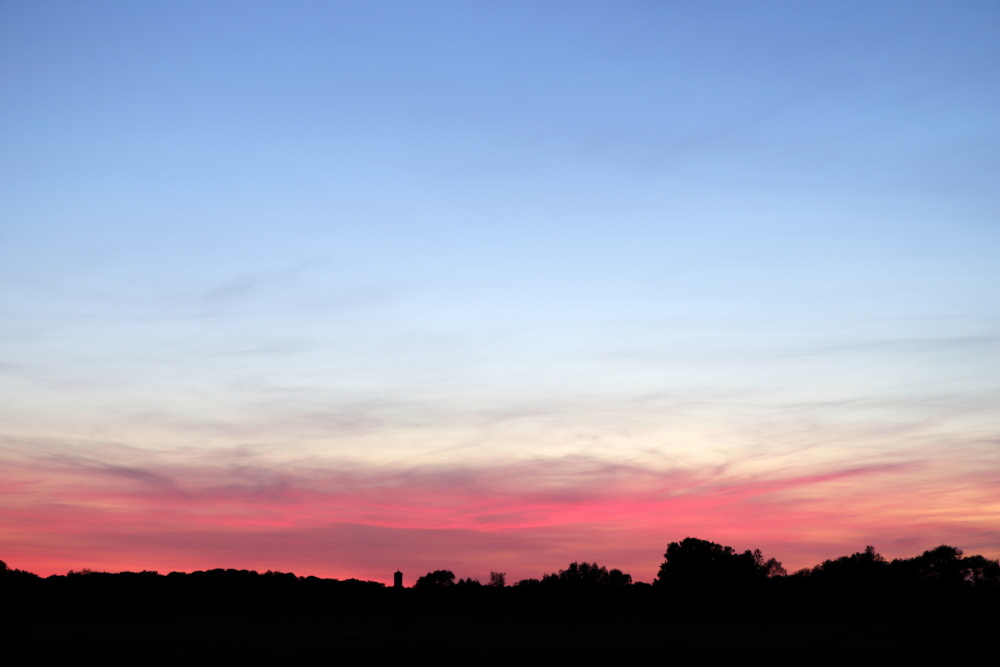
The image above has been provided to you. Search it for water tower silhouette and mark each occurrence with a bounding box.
[393,570,403,588]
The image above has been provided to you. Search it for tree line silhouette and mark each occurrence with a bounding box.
[3,537,998,618]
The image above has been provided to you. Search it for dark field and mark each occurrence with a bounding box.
[4,614,991,665]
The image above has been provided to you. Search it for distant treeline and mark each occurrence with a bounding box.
[4,538,999,618]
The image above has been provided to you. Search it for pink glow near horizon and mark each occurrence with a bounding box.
[2,452,997,584]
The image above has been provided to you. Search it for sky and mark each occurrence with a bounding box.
[2,0,999,584]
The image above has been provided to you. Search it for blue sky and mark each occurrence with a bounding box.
[1,1,998,580]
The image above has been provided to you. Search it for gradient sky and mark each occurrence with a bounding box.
[2,1,999,584]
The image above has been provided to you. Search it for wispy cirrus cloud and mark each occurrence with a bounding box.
[2,440,996,582]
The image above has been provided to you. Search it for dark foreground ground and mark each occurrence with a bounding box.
[3,613,992,665]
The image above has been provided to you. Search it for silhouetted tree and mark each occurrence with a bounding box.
[762,555,787,578]
[607,567,632,587]
[513,578,541,588]
[542,561,632,587]
[0,560,37,583]
[961,554,1000,587]
[811,545,888,585]
[912,544,965,584]
[654,537,778,590]
[488,571,506,588]
[414,570,456,589]
[891,545,1000,589]
[745,548,787,578]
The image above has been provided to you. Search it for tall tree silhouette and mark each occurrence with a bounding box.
[654,537,779,590]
